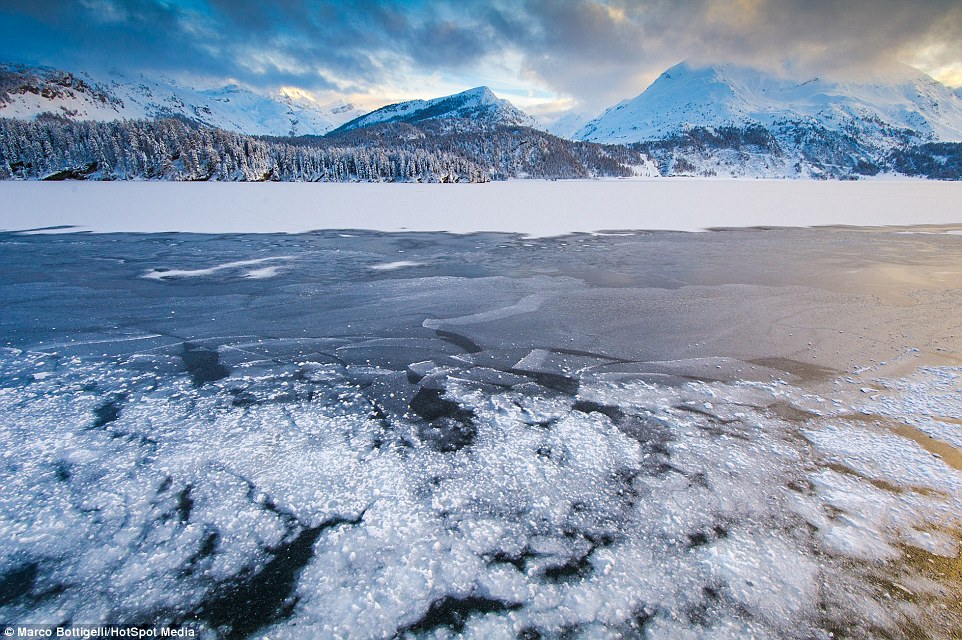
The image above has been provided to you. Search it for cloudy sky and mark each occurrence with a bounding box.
[2,0,961,121]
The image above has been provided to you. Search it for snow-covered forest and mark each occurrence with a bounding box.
[0,116,646,182]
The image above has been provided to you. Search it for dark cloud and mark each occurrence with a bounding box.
[408,19,491,66]
[1,1,960,112]
[0,0,498,93]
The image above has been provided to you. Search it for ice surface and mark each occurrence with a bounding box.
[1,228,960,638]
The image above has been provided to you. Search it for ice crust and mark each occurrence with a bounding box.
[2,343,959,638]
[860,367,962,449]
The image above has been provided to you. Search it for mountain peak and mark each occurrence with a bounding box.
[330,86,537,134]
[458,86,498,102]
[660,59,714,75]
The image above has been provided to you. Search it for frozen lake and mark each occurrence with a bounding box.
[2,179,962,236]
[1,215,961,637]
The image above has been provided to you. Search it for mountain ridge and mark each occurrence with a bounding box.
[0,62,364,136]
[576,61,962,145]
[2,59,961,180]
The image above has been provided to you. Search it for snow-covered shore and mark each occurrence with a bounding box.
[2,179,962,237]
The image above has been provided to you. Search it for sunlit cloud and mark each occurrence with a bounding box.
[278,86,317,103]
[910,43,962,87]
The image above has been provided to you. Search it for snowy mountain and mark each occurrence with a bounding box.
[0,63,364,136]
[573,61,962,177]
[577,61,962,145]
[331,86,538,134]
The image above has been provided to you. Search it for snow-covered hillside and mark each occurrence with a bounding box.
[332,86,538,133]
[0,63,364,136]
[577,61,962,145]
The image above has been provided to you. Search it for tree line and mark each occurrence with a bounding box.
[0,115,645,182]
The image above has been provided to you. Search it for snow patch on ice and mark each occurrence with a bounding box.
[859,367,962,449]
[242,265,286,279]
[804,421,962,492]
[142,256,293,280]
[369,260,423,271]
